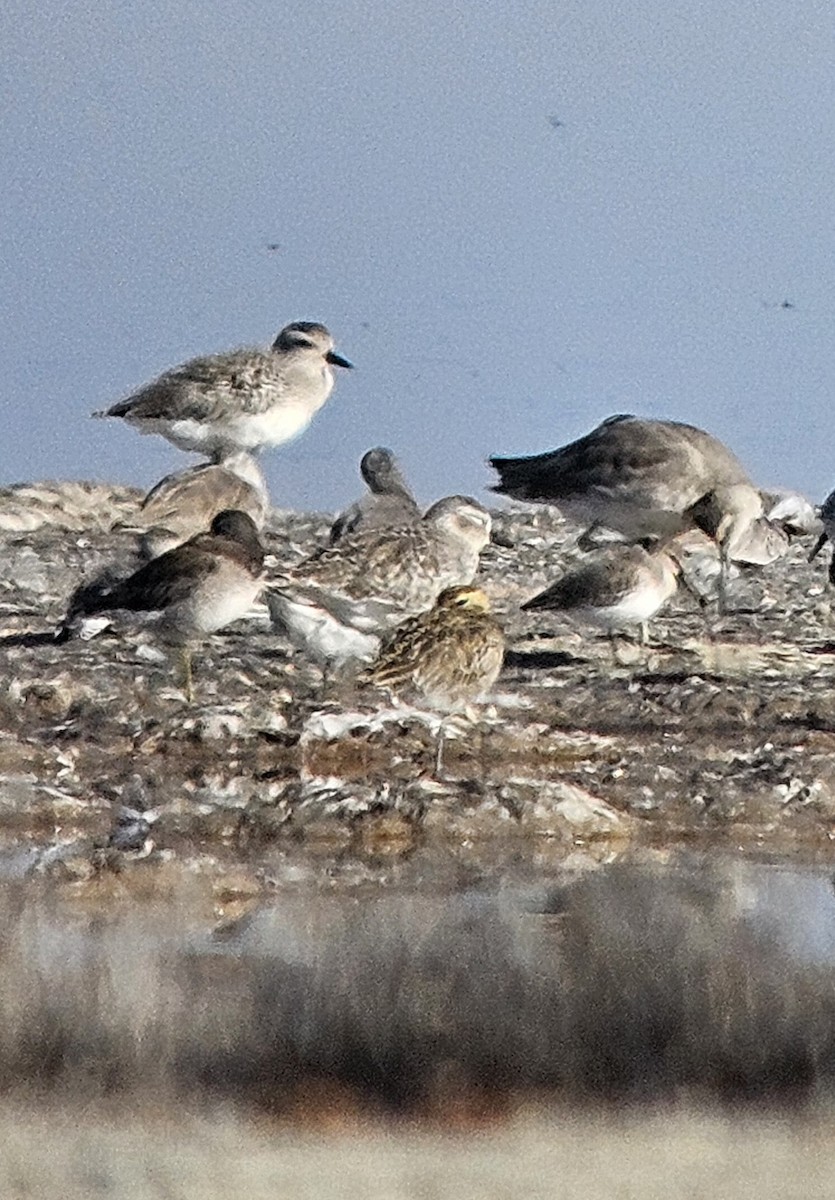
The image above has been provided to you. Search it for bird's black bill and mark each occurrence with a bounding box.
[326,351,354,369]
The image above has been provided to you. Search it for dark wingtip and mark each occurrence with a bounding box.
[520,594,546,613]
[809,532,828,562]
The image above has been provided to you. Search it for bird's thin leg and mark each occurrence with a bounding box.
[180,646,194,704]
[717,546,731,616]
[433,719,448,778]
[639,620,649,647]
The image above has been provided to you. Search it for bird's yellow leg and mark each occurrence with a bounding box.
[180,646,194,704]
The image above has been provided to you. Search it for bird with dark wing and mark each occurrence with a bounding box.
[57,510,265,700]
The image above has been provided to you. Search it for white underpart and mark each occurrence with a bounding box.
[766,489,820,535]
[574,556,679,633]
[574,588,670,633]
[165,574,264,638]
[158,397,327,455]
[267,592,380,665]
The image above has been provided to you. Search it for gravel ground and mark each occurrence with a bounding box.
[0,480,834,890]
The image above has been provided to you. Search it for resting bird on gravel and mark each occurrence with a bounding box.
[363,585,506,772]
[120,451,269,559]
[94,321,352,458]
[267,496,492,667]
[490,415,753,542]
[57,510,265,700]
[329,447,420,543]
[521,541,682,654]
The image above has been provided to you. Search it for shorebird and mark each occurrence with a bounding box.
[94,321,352,457]
[267,496,492,667]
[365,586,505,707]
[684,483,820,609]
[363,585,505,772]
[122,451,269,559]
[490,415,753,541]
[57,510,265,699]
[329,447,420,543]
[808,487,835,584]
[521,541,683,653]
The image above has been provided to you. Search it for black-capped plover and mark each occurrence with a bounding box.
[521,541,682,650]
[490,415,752,541]
[329,447,420,543]
[94,321,352,457]
[57,510,265,698]
[124,451,269,559]
[267,496,492,667]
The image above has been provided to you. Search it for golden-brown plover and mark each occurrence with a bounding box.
[329,446,420,543]
[94,321,352,457]
[490,415,753,541]
[364,585,505,708]
[267,496,492,666]
[124,451,269,559]
[363,585,505,772]
[57,509,265,699]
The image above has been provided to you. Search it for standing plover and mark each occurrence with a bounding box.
[95,321,352,457]
[490,415,752,540]
[329,447,420,543]
[267,496,492,666]
[364,585,505,708]
[521,541,682,650]
[363,585,505,772]
[57,510,265,699]
[125,451,269,559]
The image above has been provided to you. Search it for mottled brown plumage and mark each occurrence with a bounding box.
[365,586,505,710]
[268,497,492,665]
[127,452,269,558]
[95,321,352,457]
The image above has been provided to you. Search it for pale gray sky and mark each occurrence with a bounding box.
[2,0,834,511]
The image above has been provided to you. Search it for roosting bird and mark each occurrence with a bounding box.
[57,510,265,700]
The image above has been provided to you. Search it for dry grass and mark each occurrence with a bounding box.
[1,865,835,1117]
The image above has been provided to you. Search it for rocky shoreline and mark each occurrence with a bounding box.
[0,479,834,888]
